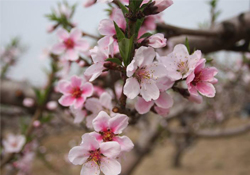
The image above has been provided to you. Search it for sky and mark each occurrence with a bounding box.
[0,0,249,86]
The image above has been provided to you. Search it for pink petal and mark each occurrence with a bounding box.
[155,92,173,109]
[52,43,66,54]
[69,28,82,41]
[186,71,195,84]
[99,92,112,110]
[134,46,155,67]
[81,82,94,97]
[194,58,206,74]
[135,96,154,114]
[109,113,129,134]
[59,95,75,106]
[200,67,218,81]
[68,146,89,165]
[57,80,72,94]
[84,62,104,82]
[197,82,216,97]
[188,93,203,104]
[57,28,69,41]
[85,98,102,113]
[89,132,103,143]
[140,81,159,101]
[154,106,170,117]
[81,134,99,150]
[71,75,82,87]
[113,136,134,152]
[92,111,110,132]
[98,19,116,36]
[81,161,100,175]
[123,77,140,99]
[74,96,85,109]
[65,49,79,61]
[100,157,121,175]
[127,60,137,77]
[100,142,121,158]
[74,39,89,52]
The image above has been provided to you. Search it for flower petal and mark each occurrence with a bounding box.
[57,80,72,94]
[92,111,110,132]
[98,19,116,36]
[140,81,159,101]
[109,113,129,134]
[65,49,79,61]
[123,77,140,99]
[127,60,137,77]
[57,28,69,41]
[74,39,89,52]
[71,76,82,87]
[113,136,134,152]
[99,92,112,110]
[52,43,66,54]
[84,62,104,82]
[69,28,82,41]
[155,92,173,109]
[80,161,100,175]
[100,142,121,158]
[68,146,89,165]
[59,95,75,106]
[74,96,85,109]
[81,82,94,97]
[134,46,155,67]
[197,82,216,97]
[100,157,121,175]
[135,96,154,114]
[81,134,99,150]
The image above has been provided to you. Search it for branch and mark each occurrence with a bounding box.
[158,12,250,54]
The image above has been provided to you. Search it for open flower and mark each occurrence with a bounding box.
[90,111,134,153]
[135,92,173,116]
[159,44,201,81]
[58,76,94,109]
[124,46,167,101]
[3,134,26,153]
[52,28,89,61]
[68,134,121,175]
[187,58,218,98]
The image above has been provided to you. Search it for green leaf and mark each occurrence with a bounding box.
[114,21,125,42]
[118,36,134,66]
[185,37,190,54]
[135,18,144,39]
[117,1,128,15]
[129,0,143,12]
[206,58,213,63]
[139,32,153,39]
[106,58,123,66]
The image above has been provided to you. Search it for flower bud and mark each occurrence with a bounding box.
[147,33,167,48]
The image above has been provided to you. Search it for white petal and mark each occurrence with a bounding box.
[123,77,140,99]
[100,157,121,175]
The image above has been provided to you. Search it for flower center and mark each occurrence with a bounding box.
[192,72,202,86]
[177,61,189,76]
[71,87,82,98]
[88,149,102,165]
[135,67,152,83]
[100,129,115,142]
[64,38,75,49]
[11,141,18,147]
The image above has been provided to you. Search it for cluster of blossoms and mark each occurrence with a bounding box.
[43,0,219,174]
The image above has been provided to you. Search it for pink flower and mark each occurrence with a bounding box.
[3,134,26,153]
[90,111,134,152]
[124,47,167,101]
[52,28,89,61]
[85,92,113,128]
[68,134,121,175]
[159,44,201,80]
[187,59,218,98]
[147,33,167,48]
[58,76,94,109]
[14,152,34,174]
[23,98,35,107]
[135,92,173,116]
[188,93,203,104]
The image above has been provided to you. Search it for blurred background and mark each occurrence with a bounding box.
[1,0,250,175]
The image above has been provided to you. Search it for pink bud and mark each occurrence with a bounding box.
[83,0,96,7]
[155,0,173,13]
[23,98,35,107]
[33,120,41,127]
[78,60,85,67]
[46,25,54,33]
[148,33,167,48]
[46,101,58,110]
